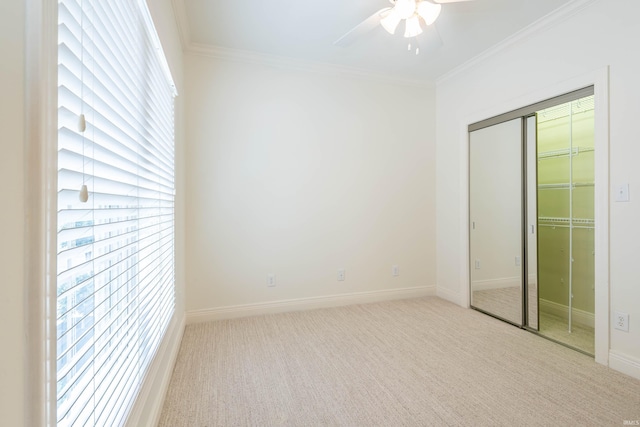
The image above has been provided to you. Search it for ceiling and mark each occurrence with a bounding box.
[174,0,575,83]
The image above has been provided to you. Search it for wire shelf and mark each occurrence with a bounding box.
[538,216,594,229]
[538,146,594,159]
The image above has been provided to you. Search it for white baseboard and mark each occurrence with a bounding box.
[125,312,186,427]
[471,276,521,291]
[539,298,594,328]
[436,286,464,307]
[609,350,640,380]
[186,285,436,324]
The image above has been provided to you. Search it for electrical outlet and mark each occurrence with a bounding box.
[614,311,629,332]
[392,265,399,277]
[337,269,345,281]
[267,274,276,287]
[474,259,481,270]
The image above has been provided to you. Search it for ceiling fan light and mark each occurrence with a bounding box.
[417,1,442,26]
[395,0,417,20]
[380,9,402,34]
[404,14,423,38]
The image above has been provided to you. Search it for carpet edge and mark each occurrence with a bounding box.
[186,285,436,324]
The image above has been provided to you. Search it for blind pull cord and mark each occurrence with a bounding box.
[79,0,88,203]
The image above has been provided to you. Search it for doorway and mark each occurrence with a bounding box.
[468,88,595,356]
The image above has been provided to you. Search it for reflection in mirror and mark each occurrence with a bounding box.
[469,118,523,326]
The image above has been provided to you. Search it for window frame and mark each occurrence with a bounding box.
[25,1,179,425]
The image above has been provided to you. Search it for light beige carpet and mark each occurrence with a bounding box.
[159,297,640,426]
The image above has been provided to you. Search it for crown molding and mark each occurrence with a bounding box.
[170,0,433,89]
[436,0,598,86]
[186,43,435,88]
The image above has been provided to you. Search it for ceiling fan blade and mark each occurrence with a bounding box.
[334,7,391,47]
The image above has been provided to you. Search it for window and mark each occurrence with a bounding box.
[56,0,176,425]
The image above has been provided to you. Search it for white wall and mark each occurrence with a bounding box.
[436,0,640,375]
[184,54,436,315]
[0,0,25,424]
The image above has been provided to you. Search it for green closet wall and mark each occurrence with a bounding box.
[536,98,594,315]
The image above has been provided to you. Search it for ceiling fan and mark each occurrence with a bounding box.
[334,0,475,52]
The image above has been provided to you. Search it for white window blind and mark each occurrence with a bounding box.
[56,0,176,425]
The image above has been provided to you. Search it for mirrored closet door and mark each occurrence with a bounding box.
[469,118,524,326]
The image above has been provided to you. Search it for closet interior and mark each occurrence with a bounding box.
[536,95,595,354]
